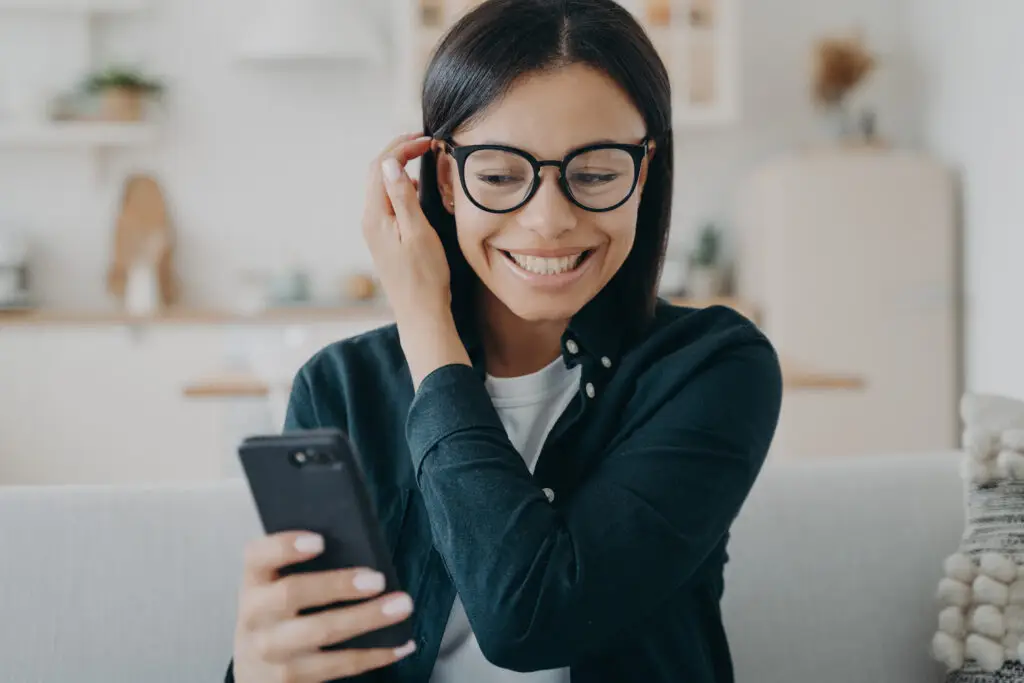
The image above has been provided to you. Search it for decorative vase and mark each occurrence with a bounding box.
[820,101,855,142]
[687,265,724,299]
[124,263,159,317]
[100,88,144,122]
[658,259,687,298]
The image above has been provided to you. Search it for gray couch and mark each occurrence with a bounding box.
[0,452,963,682]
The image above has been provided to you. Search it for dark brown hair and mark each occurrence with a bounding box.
[417,0,673,334]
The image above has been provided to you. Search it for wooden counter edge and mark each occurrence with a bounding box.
[0,297,754,327]
[184,363,865,399]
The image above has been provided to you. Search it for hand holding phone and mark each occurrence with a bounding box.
[232,429,416,682]
[232,532,417,682]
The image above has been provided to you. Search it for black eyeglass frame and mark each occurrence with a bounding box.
[439,137,652,214]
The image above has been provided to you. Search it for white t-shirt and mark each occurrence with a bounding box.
[428,356,581,683]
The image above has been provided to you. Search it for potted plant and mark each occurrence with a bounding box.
[686,222,725,298]
[83,65,164,122]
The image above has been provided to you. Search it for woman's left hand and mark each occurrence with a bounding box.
[363,134,451,324]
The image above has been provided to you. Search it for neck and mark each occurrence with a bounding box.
[478,288,568,378]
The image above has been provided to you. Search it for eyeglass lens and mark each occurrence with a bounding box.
[462,147,637,211]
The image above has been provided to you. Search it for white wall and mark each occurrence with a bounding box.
[0,0,918,311]
[903,0,1024,397]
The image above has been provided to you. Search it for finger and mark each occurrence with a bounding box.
[379,132,425,160]
[277,641,417,683]
[261,591,414,660]
[410,178,419,193]
[368,136,431,218]
[243,532,324,586]
[381,156,416,228]
[381,146,433,235]
[388,136,433,167]
[242,567,387,631]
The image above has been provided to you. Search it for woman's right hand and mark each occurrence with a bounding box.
[232,531,417,682]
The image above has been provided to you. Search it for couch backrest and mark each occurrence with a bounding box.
[724,452,963,683]
[0,453,964,683]
[0,480,258,683]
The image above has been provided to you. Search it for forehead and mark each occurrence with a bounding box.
[455,63,647,157]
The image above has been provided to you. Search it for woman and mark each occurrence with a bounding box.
[228,1,782,681]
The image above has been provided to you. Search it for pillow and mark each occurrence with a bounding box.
[932,394,1024,681]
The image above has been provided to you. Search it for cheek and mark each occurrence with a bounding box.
[596,213,638,264]
[454,212,504,269]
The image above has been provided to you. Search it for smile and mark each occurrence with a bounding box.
[500,250,594,276]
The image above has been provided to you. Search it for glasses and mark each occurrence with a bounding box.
[440,137,651,214]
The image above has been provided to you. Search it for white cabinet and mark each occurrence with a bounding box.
[736,148,961,458]
[0,320,381,485]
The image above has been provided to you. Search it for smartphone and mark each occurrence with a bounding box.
[237,428,413,651]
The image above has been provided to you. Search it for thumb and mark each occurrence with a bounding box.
[381,157,423,235]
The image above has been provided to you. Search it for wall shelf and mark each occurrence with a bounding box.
[394,0,741,129]
[0,0,146,13]
[0,122,158,148]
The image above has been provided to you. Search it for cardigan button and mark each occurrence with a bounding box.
[601,356,612,368]
[542,487,555,502]
[565,339,580,355]
[585,382,596,399]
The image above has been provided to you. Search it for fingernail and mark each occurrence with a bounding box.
[382,158,402,182]
[294,534,323,553]
[382,594,413,616]
[353,571,386,592]
[394,640,417,658]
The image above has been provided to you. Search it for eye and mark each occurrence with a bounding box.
[569,171,620,185]
[476,173,526,186]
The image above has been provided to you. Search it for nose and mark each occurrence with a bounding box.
[517,167,577,240]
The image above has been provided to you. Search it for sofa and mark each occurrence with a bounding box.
[0,452,964,683]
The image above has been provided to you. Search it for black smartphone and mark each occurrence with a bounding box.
[237,428,412,651]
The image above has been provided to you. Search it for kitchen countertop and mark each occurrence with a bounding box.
[0,298,865,392]
[0,296,751,327]
[183,359,865,398]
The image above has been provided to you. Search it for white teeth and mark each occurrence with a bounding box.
[508,252,585,275]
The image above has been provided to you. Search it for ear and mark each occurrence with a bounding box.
[433,141,457,215]
[637,140,657,194]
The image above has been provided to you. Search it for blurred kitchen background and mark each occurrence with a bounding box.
[0,0,1019,485]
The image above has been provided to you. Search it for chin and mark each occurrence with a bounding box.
[487,286,596,324]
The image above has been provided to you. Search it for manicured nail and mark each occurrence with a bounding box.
[382,158,402,182]
[352,571,386,592]
[382,594,413,616]
[394,640,417,658]
[294,534,323,553]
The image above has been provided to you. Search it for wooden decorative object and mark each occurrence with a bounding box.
[343,273,377,301]
[106,173,179,308]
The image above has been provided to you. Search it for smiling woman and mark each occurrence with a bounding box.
[225,2,782,683]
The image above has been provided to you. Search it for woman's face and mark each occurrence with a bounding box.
[436,63,653,323]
